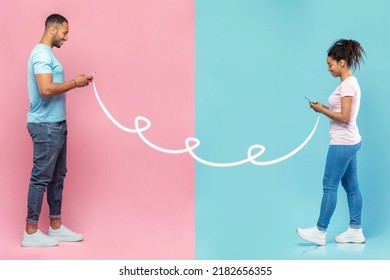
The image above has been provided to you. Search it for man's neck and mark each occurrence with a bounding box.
[39,35,53,48]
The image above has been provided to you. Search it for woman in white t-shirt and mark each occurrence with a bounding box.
[297,39,366,246]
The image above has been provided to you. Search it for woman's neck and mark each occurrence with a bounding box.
[340,70,353,82]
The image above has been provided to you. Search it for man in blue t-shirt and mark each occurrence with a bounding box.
[22,14,92,247]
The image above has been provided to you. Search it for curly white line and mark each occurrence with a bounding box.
[93,80,319,167]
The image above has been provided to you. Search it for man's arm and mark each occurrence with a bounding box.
[35,73,92,97]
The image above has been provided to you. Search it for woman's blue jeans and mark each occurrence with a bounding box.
[26,121,67,225]
[317,142,362,231]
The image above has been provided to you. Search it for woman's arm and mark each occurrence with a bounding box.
[310,96,353,124]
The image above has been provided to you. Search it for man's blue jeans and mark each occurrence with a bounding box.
[26,121,67,225]
[317,142,362,231]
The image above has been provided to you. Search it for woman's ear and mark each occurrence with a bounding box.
[338,59,346,68]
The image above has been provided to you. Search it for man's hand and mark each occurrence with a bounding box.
[73,74,93,88]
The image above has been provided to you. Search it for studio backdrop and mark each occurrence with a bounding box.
[1,0,389,260]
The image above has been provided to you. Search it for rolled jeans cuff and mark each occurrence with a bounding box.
[26,218,38,225]
[49,215,61,219]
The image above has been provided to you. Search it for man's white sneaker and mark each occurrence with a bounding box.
[297,226,326,246]
[334,227,365,243]
[48,225,84,242]
[21,229,59,247]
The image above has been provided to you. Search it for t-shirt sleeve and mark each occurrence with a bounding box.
[32,50,52,74]
[339,78,357,98]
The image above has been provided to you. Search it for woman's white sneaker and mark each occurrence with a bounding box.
[297,226,326,246]
[334,227,365,243]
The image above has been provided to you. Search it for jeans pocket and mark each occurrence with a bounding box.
[48,121,67,136]
[28,123,47,143]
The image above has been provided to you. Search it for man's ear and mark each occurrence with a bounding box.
[49,26,57,36]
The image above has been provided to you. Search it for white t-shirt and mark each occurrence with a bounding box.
[328,76,361,145]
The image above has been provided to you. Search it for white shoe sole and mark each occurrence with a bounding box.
[297,228,326,246]
[21,241,59,247]
[335,237,365,243]
[48,234,84,242]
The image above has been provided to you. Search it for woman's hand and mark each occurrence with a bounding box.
[309,97,352,125]
[310,102,326,113]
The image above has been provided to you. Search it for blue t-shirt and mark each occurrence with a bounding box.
[27,44,66,123]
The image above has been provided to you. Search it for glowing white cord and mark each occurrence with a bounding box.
[92,80,319,167]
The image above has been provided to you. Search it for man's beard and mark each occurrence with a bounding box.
[52,36,63,48]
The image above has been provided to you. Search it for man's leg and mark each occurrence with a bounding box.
[22,122,63,247]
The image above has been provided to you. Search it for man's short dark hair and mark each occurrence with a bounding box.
[45,14,68,29]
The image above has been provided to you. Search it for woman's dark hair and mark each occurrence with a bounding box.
[327,39,366,70]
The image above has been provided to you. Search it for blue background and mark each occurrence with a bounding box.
[195,0,390,259]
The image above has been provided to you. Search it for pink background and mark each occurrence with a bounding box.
[0,0,194,259]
